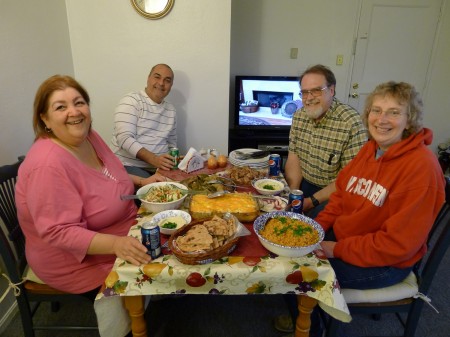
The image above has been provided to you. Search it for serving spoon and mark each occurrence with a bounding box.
[120,184,203,201]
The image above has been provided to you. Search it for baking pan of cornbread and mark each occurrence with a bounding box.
[188,192,260,222]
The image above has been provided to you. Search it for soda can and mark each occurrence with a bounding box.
[141,221,161,259]
[288,189,304,214]
[268,154,281,177]
[169,147,179,169]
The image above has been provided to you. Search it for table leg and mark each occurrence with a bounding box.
[124,296,147,337]
[295,295,318,337]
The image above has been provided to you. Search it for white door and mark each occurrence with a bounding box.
[349,0,443,113]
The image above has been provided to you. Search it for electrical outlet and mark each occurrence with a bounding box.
[290,48,298,59]
[336,54,344,65]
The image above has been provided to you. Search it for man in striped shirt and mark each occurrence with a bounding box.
[111,64,177,179]
[284,64,367,218]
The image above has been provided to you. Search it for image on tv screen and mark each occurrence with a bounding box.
[237,77,302,127]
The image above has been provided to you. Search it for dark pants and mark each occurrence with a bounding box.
[284,230,412,336]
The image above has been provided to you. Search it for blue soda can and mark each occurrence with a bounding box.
[268,154,281,177]
[141,221,161,259]
[288,190,304,214]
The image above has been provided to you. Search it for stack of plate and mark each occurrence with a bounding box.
[228,148,269,169]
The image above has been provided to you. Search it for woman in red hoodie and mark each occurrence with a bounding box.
[317,81,445,288]
[279,81,445,337]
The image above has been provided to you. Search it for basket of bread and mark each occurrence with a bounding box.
[168,213,250,265]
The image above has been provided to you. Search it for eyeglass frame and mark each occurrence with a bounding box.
[368,107,407,119]
[299,85,330,99]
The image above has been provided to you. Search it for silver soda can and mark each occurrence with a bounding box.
[268,154,281,177]
[288,190,304,214]
[141,221,161,259]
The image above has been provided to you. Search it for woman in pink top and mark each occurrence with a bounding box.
[15,75,165,297]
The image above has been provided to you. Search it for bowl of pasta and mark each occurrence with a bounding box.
[137,182,189,213]
[253,211,324,257]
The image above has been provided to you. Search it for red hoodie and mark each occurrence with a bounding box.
[315,128,445,268]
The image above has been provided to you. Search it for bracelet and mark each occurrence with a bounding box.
[310,195,320,207]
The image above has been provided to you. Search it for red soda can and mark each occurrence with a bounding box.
[288,190,304,214]
[268,154,281,177]
[141,221,161,259]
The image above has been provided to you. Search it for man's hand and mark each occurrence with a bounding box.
[153,153,175,171]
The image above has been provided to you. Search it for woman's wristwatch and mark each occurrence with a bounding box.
[310,195,320,207]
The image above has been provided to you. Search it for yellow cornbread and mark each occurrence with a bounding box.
[189,193,259,222]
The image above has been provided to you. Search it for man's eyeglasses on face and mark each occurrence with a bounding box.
[299,86,329,99]
[368,107,405,119]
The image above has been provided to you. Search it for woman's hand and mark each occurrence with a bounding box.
[320,240,336,258]
[142,173,167,185]
[112,236,151,266]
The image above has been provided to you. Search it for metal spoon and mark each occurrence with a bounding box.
[207,190,231,198]
[207,180,248,189]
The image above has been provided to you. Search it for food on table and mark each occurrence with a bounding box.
[142,184,184,203]
[180,174,233,194]
[207,155,218,169]
[258,196,288,212]
[159,216,186,229]
[217,154,228,168]
[175,215,237,252]
[228,166,265,185]
[189,193,260,222]
[260,216,320,247]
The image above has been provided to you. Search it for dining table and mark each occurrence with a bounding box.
[95,165,351,337]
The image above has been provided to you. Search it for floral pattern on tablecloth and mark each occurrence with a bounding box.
[96,217,351,323]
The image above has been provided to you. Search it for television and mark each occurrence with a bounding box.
[233,75,302,130]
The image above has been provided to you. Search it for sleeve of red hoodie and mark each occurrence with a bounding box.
[315,142,445,268]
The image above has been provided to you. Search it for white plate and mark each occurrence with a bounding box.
[229,148,270,165]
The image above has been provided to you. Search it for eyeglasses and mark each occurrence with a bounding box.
[299,86,329,99]
[368,107,406,119]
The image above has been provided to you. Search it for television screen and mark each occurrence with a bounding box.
[234,75,302,130]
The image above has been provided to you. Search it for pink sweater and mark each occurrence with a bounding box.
[16,131,137,293]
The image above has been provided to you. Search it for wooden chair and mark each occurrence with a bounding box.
[325,177,450,337]
[0,157,98,337]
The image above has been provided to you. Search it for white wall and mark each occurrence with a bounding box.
[0,0,74,166]
[65,0,231,156]
[231,0,450,150]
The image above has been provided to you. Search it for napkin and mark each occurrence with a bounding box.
[178,147,205,173]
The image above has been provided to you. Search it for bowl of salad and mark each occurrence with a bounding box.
[137,182,189,213]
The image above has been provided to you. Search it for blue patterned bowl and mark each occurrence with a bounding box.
[253,211,324,257]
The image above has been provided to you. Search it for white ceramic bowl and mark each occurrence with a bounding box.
[253,211,324,257]
[257,196,288,212]
[137,182,188,213]
[151,210,192,235]
[252,178,285,195]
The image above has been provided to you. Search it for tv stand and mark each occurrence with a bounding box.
[228,129,289,171]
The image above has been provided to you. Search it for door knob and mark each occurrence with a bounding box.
[352,83,359,89]
[350,92,359,98]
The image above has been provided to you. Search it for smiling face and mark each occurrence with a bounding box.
[145,64,174,103]
[41,87,91,147]
[368,95,410,151]
[300,73,334,120]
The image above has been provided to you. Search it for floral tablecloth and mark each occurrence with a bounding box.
[96,214,351,324]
